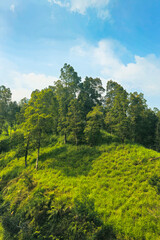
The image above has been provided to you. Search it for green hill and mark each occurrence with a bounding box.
[0,134,160,239]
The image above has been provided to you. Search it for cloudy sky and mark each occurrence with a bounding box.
[1,0,160,108]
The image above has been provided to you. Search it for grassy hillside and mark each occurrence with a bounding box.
[0,133,160,239]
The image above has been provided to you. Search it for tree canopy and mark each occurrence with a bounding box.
[0,63,159,168]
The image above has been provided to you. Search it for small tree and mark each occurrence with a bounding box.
[23,89,55,170]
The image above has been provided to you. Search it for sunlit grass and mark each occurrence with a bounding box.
[0,221,3,240]
[0,133,160,239]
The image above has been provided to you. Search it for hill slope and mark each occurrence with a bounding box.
[0,137,160,239]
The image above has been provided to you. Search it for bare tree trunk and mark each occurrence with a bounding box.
[64,133,67,144]
[25,138,29,168]
[149,156,160,161]
[75,133,78,146]
[36,145,40,170]
[36,135,41,170]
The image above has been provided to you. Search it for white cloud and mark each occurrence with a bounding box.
[113,55,160,95]
[93,40,123,75]
[11,72,58,102]
[10,4,15,12]
[13,72,57,90]
[12,88,32,102]
[49,0,69,8]
[70,0,110,14]
[0,53,58,102]
[70,39,160,98]
[49,0,111,19]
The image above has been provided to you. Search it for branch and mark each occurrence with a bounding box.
[149,157,160,161]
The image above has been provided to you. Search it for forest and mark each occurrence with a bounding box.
[0,64,160,239]
[1,63,160,158]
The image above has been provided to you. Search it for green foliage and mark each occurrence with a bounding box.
[0,86,13,134]
[128,92,153,146]
[56,64,82,143]
[105,80,129,141]
[78,77,104,118]
[67,99,84,145]
[10,131,26,161]
[84,105,103,145]
[60,63,81,93]
[22,88,57,169]
[0,136,10,153]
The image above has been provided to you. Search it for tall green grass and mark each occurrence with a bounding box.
[0,133,160,239]
[0,221,3,240]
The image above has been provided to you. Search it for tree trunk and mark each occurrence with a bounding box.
[75,133,78,146]
[149,156,160,161]
[36,145,40,170]
[64,133,67,144]
[25,138,29,168]
[36,136,41,170]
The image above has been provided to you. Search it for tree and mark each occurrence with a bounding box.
[16,98,29,125]
[7,101,20,131]
[84,105,103,146]
[67,99,84,145]
[0,86,12,134]
[128,92,147,143]
[60,63,81,95]
[55,81,70,144]
[154,109,160,151]
[23,88,56,169]
[105,80,129,141]
[78,77,104,118]
[105,80,125,110]
[56,64,81,143]
[142,108,157,148]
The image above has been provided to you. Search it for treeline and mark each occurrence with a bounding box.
[1,63,160,167]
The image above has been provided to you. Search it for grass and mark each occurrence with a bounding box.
[0,221,3,240]
[0,133,160,239]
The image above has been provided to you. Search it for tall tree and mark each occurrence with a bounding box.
[154,109,160,151]
[56,64,81,143]
[105,80,125,110]
[78,77,104,118]
[142,108,157,148]
[67,99,84,145]
[128,92,147,143]
[84,105,103,146]
[7,101,20,131]
[105,80,129,141]
[60,63,81,95]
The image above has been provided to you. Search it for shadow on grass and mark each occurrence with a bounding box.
[0,138,10,154]
[38,145,101,177]
[0,166,22,190]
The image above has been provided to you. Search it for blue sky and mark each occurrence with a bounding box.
[1,0,160,108]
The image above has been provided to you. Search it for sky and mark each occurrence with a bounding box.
[1,0,160,108]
